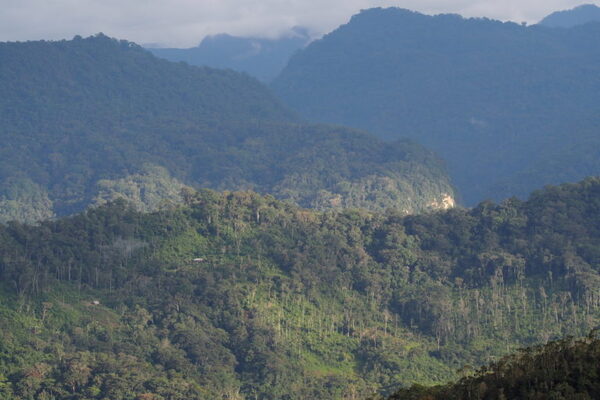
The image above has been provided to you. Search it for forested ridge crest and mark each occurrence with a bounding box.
[272,7,600,204]
[0,33,455,223]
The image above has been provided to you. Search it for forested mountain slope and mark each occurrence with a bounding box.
[0,34,455,223]
[149,28,311,82]
[1,178,600,398]
[539,4,600,28]
[385,332,600,399]
[272,8,600,204]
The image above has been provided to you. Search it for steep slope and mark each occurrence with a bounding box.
[272,8,600,204]
[1,34,293,125]
[539,4,600,28]
[0,34,455,223]
[386,332,600,399]
[149,28,311,82]
[1,178,600,398]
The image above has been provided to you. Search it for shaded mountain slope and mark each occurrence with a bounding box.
[1,34,293,127]
[1,178,600,398]
[272,8,600,204]
[0,34,455,222]
[539,4,600,28]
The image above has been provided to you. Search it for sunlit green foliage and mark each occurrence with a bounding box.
[385,331,600,399]
[0,178,599,398]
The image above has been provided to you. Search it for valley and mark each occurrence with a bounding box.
[2,3,600,399]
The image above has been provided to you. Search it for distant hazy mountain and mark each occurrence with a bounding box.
[0,34,456,223]
[539,4,600,27]
[272,8,600,204]
[149,28,311,82]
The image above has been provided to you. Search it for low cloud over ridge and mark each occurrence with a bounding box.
[1,0,596,47]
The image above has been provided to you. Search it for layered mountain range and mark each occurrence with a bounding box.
[2,5,600,399]
[272,7,600,204]
[0,34,455,223]
[149,28,311,82]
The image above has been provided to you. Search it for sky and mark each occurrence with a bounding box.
[0,0,597,47]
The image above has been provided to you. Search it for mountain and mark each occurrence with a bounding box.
[539,4,600,28]
[272,8,600,205]
[149,28,311,82]
[385,332,600,399]
[1,177,600,398]
[0,34,456,223]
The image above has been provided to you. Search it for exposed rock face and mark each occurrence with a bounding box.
[428,193,456,211]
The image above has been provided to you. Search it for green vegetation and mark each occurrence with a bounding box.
[272,7,600,204]
[1,178,600,398]
[384,331,600,399]
[0,34,455,223]
[0,178,55,223]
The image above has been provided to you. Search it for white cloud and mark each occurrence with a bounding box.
[0,0,596,47]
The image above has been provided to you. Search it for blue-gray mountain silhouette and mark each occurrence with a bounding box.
[539,4,600,28]
[149,28,310,82]
[273,8,600,204]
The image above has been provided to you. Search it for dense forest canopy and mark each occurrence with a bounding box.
[0,34,455,223]
[272,8,600,204]
[384,331,600,399]
[0,177,600,398]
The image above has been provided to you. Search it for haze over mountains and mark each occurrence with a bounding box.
[0,34,456,224]
[149,28,311,82]
[539,4,600,28]
[2,4,600,400]
[272,7,600,205]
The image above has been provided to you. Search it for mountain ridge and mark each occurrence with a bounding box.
[0,33,456,223]
[272,7,600,205]
[148,28,311,82]
[539,4,600,28]
[384,331,600,399]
